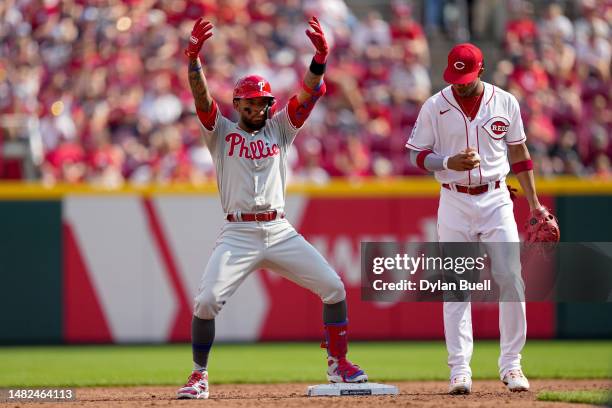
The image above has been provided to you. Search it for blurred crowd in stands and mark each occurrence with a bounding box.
[0,0,610,185]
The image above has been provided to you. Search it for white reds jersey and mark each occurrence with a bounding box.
[406,82,527,185]
[200,105,299,214]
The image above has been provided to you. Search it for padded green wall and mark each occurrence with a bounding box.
[555,196,612,338]
[0,201,62,343]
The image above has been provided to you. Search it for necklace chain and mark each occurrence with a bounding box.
[457,92,483,120]
[454,85,484,120]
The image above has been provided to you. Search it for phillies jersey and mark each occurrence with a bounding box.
[199,104,300,214]
[406,82,527,185]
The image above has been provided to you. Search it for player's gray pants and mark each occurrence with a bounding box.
[437,182,526,381]
[194,218,345,320]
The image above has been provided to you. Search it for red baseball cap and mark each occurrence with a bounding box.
[443,43,484,85]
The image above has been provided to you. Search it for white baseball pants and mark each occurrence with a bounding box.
[194,218,345,320]
[437,182,526,380]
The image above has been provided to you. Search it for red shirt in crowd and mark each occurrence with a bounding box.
[509,65,549,94]
[391,20,425,41]
[506,18,538,45]
[46,142,85,169]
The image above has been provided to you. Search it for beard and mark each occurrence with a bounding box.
[454,80,481,97]
[242,116,267,131]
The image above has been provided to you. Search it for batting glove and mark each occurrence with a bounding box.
[185,18,213,59]
[305,16,329,63]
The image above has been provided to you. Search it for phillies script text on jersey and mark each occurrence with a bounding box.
[198,104,300,212]
[226,133,280,159]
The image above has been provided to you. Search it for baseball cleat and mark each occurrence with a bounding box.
[327,357,368,383]
[177,370,209,399]
[448,374,472,395]
[502,369,530,392]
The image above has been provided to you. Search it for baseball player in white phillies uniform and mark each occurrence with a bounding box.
[176,16,367,399]
[406,43,557,395]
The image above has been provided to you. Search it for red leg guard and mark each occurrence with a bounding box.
[321,321,348,359]
[321,321,368,383]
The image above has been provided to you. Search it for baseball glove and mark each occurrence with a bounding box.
[525,207,560,243]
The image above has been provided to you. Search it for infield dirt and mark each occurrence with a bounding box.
[2,379,609,407]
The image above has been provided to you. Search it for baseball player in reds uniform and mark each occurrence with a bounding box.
[406,43,560,395]
[176,17,368,399]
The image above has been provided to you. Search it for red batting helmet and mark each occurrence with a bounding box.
[233,75,275,99]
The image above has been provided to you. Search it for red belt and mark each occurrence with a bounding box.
[442,180,501,195]
[226,210,284,222]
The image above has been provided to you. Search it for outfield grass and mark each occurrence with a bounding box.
[0,340,610,387]
[538,390,612,406]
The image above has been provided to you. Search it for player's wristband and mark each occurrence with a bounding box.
[416,150,433,171]
[309,57,326,75]
[511,159,533,174]
[442,156,450,170]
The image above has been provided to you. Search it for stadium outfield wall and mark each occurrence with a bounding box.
[0,177,610,344]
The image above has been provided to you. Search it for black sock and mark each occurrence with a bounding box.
[192,316,215,371]
[323,300,347,324]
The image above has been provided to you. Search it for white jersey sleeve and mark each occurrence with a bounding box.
[405,99,435,152]
[268,105,301,149]
[505,95,527,145]
[197,102,233,156]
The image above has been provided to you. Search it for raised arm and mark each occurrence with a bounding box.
[185,18,214,112]
[298,16,328,104]
[284,17,329,129]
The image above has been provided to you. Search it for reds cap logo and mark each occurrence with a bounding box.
[482,116,510,140]
[453,61,466,70]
